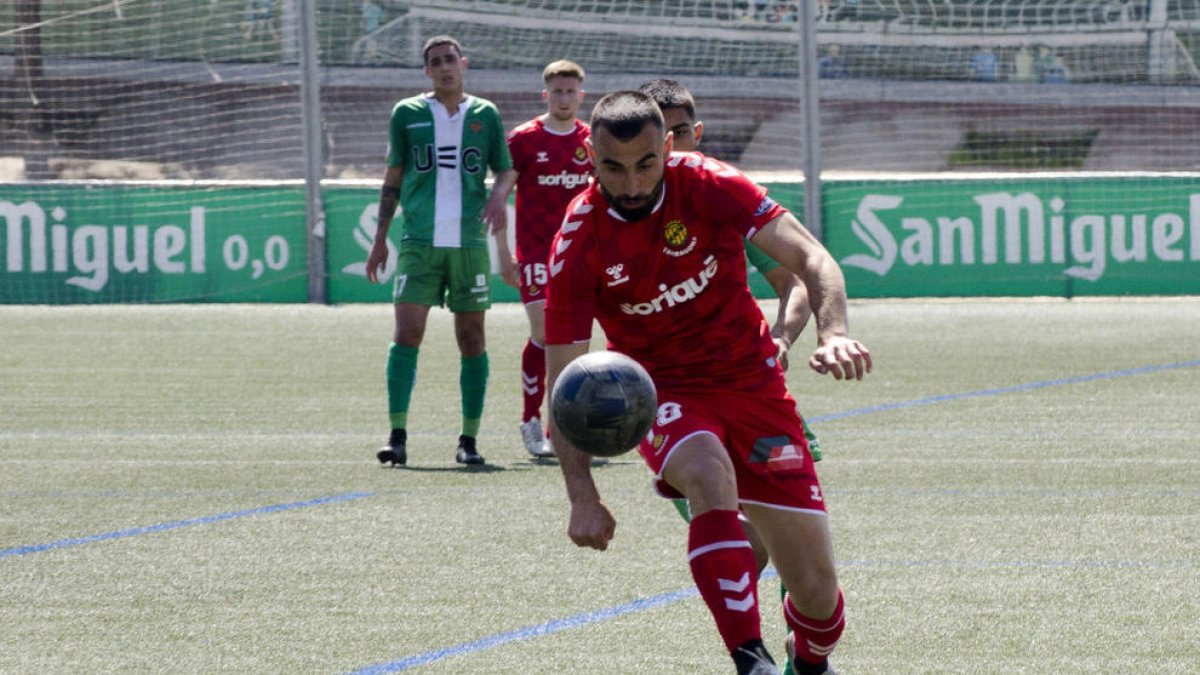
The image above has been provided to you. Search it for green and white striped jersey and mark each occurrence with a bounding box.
[386,93,513,249]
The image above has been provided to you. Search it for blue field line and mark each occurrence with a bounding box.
[807,359,1200,424]
[339,359,1200,673]
[0,491,374,560]
[340,550,1197,673]
[344,585,705,675]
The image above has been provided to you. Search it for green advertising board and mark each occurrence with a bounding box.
[1,184,308,303]
[824,177,1200,297]
[322,185,791,304]
[3,176,1196,304]
[323,187,524,304]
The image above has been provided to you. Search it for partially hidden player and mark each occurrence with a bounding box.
[638,77,822,675]
[502,59,592,458]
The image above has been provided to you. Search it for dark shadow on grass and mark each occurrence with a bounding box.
[509,457,639,469]
[379,463,507,474]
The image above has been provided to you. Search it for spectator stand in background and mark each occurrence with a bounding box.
[242,0,278,43]
[818,44,850,79]
[1036,45,1071,83]
[362,0,384,35]
[1013,45,1036,82]
[970,46,998,82]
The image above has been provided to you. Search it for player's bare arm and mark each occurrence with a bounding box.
[367,165,404,284]
[546,341,617,551]
[751,212,873,381]
[483,168,518,234]
[494,233,519,288]
[485,168,519,287]
[761,266,811,371]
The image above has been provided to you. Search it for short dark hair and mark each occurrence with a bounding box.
[637,78,695,120]
[422,35,462,64]
[589,91,664,142]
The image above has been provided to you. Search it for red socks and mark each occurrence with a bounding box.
[784,588,845,666]
[688,509,762,652]
[521,338,545,423]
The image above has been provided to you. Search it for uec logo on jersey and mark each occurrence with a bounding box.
[410,144,484,174]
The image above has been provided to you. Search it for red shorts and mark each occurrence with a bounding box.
[518,261,549,305]
[637,388,827,515]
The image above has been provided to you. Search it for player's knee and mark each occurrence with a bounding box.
[783,567,839,619]
[666,446,737,513]
[455,330,485,355]
[393,327,424,347]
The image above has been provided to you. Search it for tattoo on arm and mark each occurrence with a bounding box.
[379,184,400,219]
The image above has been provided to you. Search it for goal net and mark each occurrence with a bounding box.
[1,1,310,302]
[350,0,1200,173]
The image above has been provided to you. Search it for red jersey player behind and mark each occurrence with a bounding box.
[503,60,592,458]
[543,91,871,675]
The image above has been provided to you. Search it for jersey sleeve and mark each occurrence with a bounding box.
[697,156,787,239]
[544,197,598,345]
[506,128,526,174]
[386,101,408,168]
[744,239,780,274]
[486,104,514,173]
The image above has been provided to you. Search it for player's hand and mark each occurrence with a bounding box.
[498,255,519,288]
[772,336,791,372]
[568,498,616,551]
[809,335,872,381]
[366,239,389,284]
[483,195,508,234]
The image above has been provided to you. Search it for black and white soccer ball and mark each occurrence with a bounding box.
[550,351,658,458]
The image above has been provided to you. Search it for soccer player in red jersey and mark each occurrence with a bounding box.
[543,91,871,675]
[638,78,818,675]
[503,60,592,458]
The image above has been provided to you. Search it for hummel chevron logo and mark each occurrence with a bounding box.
[724,593,755,612]
[720,573,755,612]
[522,373,540,396]
[719,572,751,593]
[561,219,582,234]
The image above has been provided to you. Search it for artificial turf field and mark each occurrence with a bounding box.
[1,299,1197,674]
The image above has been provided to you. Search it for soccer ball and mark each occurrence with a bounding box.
[550,351,658,457]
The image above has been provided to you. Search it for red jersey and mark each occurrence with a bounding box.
[544,152,788,393]
[507,117,592,263]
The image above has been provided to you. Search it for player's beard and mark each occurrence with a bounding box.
[549,108,576,123]
[599,177,664,222]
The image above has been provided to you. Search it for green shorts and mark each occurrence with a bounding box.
[392,244,492,312]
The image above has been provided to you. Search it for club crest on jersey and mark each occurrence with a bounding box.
[651,433,670,455]
[662,219,697,257]
[572,146,589,165]
[469,121,483,134]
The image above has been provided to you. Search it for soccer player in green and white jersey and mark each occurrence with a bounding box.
[638,79,823,675]
[366,35,518,467]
